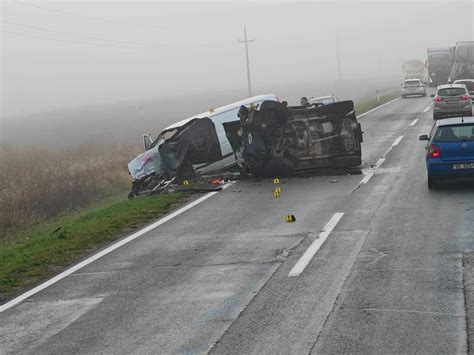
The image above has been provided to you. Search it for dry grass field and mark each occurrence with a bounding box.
[0,144,139,239]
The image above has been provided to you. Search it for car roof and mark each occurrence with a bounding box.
[437,83,467,89]
[454,79,474,83]
[162,94,278,131]
[436,116,474,126]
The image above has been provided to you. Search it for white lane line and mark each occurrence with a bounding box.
[409,118,419,126]
[375,157,385,169]
[359,172,374,184]
[358,135,404,186]
[288,212,345,277]
[0,182,235,313]
[423,105,431,113]
[392,135,404,146]
[358,97,401,118]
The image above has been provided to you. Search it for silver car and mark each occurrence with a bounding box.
[401,79,426,98]
[309,95,340,106]
[432,83,473,120]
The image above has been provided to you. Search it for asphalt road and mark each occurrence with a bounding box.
[2,93,474,354]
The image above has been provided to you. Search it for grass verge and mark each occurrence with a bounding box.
[355,92,400,115]
[0,191,187,303]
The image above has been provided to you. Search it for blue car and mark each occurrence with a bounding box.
[419,117,474,189]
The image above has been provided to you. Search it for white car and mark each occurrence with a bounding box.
[401,79,427,98]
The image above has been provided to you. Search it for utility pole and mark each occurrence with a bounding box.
[336,33,342,81]
[237,25,255,97]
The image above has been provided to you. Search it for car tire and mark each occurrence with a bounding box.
[428,175,435,189]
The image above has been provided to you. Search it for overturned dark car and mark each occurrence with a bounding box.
[223,100,363,177]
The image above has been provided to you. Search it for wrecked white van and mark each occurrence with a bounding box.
[127,94,278,196]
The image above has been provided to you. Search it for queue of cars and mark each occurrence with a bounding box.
[419,77,474,189]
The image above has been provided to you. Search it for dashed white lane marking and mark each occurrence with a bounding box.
[392,135,404,146]
[288,212,345,277]
[358,97,401,118]
[423,105,431,113]
[0,182,235,313]
[358,135,404,185]
[359,172,374,184]
[375,157,386,168]
[409,118,419,126]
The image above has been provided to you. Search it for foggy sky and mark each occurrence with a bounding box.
[1,0,473,117]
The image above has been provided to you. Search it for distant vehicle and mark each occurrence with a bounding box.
[223,100,363,177]
[309,95,340,106]
[127,94,279,196]
[419,116,474,188]
[402,59,427,83]
[448,41,474,83]
[426,47,453,86]
[431,84,472,120]
[454,79,474,100]
[401,79,426,98]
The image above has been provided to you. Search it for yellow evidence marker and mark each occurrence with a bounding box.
[183,180,189,185]
[273,190,281,198]
[275,186,282,193]
[285,214,296,222]
[274,178,280,184]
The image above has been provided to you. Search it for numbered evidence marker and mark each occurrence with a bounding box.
[273,189,281,198]
[285,214,296,222]
[275,186,282,193]
[274,178,280,184]
[183,180,189,185]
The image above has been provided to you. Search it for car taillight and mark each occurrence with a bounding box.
[429,144,441,158]
[433,96,442,102]
[460,94,471,101]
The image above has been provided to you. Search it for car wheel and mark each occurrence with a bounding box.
[428,175,435,189]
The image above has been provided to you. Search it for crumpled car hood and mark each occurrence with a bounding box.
[127,145,162,180]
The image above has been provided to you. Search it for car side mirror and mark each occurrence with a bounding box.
[419,134,429,141]
[430,94,435,98]
[143,134,153,151]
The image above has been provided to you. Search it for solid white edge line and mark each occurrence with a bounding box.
[392,135,404,146]
[357,97,401,118]
[409,118,419,126]
[0,182,235,313]
[423,105,431,113]
[288,212,345,277]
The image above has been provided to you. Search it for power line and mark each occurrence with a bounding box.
[2,30,137,49]
[1,20,150,46]
[14,1,163,29]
